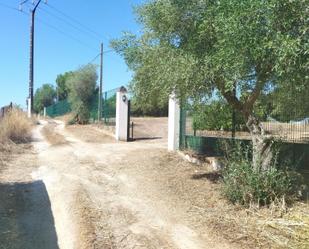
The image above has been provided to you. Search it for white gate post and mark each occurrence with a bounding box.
[43,107,46,117]
[115,86,129,141]
[168,92,180,151]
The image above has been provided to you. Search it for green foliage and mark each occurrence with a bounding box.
[191,100,246,131]
[271,83,309,122]
[131,96,168,117]
[67,64,98,124]
[222,142,302,206]
[56,71,74,101]
[112,0,308,103]
[34,84,56,113]
[112,0,308,168]
[103,94,116,119]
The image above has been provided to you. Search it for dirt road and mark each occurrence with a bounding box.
[0,120,236,249]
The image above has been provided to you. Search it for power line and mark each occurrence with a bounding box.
[103,49,114,54]
[87,48,117,64]
[0,1,99,52]
[45,3,106,41]
[20,0,30,5]
[0,2,23,12]
[37,5,101,42]
[36,16,99,52]
[88,53,100,64]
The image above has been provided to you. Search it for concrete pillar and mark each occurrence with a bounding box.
[115,86,129,141]
[168,93,180,151]
[43,107,46,117]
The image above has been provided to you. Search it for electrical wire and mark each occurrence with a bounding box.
[0,2,117,59]
[37,5,101,42]
[0,2,23,12]
[88,53,100,64]
[19,0,30,6]
[45,2,106,41]
[36,16,99,52]
[0,1,99,52]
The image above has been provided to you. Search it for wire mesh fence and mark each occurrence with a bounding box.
[102,88,117,125]
[180,91,309,169]
[46,99,71,118]
[45,88,118,125]
[181,94,309,144]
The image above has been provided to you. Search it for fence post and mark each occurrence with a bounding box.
[115,86,129,141]
[43,107,46,117]
[104,91,108,124]
[168,92,180,151]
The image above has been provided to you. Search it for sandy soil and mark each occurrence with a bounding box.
[0,120,235,249]
[1,119,308,249]
[131,117,168,141]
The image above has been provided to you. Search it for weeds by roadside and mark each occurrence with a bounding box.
[221,141,303,208]
[0,108,32,143]
[0,109,33,171]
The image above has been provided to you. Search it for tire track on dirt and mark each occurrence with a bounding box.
[32,120,235,249]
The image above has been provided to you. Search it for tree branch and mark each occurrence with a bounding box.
[245,64,271,110]
[216,79,244,112]
[245,78,266,109]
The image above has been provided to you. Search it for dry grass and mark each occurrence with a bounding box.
[0,109,32,144]
[0,109,33,172]
[42,122,68,146]
[120,149,309,248]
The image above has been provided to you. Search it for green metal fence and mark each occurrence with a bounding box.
[45,88,118,125]
[46,99,71,118]
[179,94,309,171]
[102,88,117,125]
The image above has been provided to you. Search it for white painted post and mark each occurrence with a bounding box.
[115,86,129,141]
[27,98,31,118]
[43,107,46,117]
[168,93,180,151]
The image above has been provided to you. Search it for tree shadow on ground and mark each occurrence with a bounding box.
[191,172,222,183]
[0,180,59,249]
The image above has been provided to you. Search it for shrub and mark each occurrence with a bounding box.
[222,142,302,207]
[0,109,32,143]
[191,100,246,131]
[34,83,56,113]
[67,64,97,124]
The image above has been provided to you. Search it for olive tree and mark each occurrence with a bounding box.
[112,0,309,171]
[67,64,97,124]
[34,84,56,113]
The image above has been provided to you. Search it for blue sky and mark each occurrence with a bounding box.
[0,0,142,108]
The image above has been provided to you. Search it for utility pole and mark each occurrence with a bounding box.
[98,42,103,122]
[26,0,44,116]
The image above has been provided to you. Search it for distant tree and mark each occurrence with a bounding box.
[56,71,74,101]
[34,84,56,113]
[271,83,309,122]
[67,64,97,124]
[130,89,168,117]
[112,0,309,171]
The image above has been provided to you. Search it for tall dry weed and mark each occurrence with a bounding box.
[0,109,32,143]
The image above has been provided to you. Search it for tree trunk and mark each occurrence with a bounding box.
[245,113,274,171]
